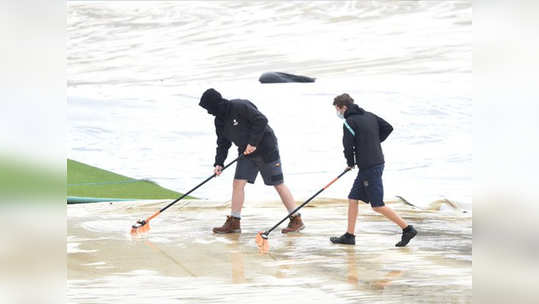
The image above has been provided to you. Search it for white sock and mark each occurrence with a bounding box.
[287,208,299,217]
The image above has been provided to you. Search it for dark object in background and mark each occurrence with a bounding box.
[259,72,316,83]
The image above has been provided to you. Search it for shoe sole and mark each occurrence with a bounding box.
[330,237,355,245]
[281,225,305,234]
[213,229,241,234]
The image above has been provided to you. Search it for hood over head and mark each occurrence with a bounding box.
[199,88,230,117]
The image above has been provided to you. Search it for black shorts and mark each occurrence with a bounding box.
[234,154,284,186]
[348,164,385,207]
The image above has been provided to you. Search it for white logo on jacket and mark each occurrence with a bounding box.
[233,119,239,126]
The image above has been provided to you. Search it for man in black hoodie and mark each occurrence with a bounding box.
[329,93,417,247]
[199,88,305,234]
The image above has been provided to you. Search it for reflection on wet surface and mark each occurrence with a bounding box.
[68,199,471,303]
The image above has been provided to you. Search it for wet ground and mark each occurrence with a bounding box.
[68,198,471,303]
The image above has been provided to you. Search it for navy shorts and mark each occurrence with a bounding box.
[234,154,284,186]
[348,164,385,207]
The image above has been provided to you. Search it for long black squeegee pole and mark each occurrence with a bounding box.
[160,155,241,213]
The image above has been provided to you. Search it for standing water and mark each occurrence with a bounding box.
[68,2,472,303]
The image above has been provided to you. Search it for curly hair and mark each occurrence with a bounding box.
[333,93,354,107]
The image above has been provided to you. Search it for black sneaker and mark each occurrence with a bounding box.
[330,232,356,245]
[395,225,417,247]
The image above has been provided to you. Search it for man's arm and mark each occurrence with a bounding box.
[343,121,356,167]
[240,102,268,147]
[376,115,393,142]
[214,117,232,167]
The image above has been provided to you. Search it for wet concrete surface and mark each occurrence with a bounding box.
[68,199,472,303]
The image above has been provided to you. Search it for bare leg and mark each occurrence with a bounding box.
[274,183,297,213]
[329,200,358,244]
[347,199,359,234]
[372,206,408,229]
[231,179,248,214]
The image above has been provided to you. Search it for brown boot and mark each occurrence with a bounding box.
[213,216,241,234]
[281,214,305,233]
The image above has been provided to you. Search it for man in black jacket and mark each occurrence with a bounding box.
[329,93,417,247]
[199,88,305,234]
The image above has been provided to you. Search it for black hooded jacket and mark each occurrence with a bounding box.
[342,104,393,170]
[199,89,278,167]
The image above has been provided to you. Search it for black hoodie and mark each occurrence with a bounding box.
[342,104,393,170]
[199,89,279,167]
